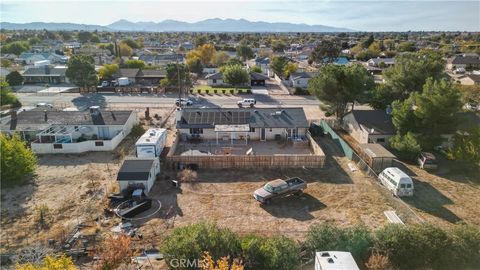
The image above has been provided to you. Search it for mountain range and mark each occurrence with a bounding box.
[0,18,354,32]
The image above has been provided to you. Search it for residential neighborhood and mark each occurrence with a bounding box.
[0,1,480,270]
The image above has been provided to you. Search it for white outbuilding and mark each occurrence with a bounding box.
[116,158,160,194]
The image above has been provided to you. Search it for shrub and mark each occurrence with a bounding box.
[305,223,373,264]
[365,252,393,270]
[161,222,242,269]
[230,89,235,95]
[205,89,209,94]
[1,133,37,187]
[241,234,299,270]
[129,123,145,138]
[96,234,134,270]
[448,224,480,269]
[223,90,227,94]
[6,71,24,86]
[374,224,452,270]
[16,255,75,270]
[178,169,197,182]
[1,79,21,107]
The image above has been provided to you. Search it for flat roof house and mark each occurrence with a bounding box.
[176,107,310,144]
[1,107,137,154]
[342,109,395,145]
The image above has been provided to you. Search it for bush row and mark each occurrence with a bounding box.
[191,88,252,95]
[161,222,480,270]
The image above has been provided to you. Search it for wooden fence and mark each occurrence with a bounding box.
[166,154,325,170]
[166,134,325,169]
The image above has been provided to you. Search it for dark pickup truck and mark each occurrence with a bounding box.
[253,177,307,204]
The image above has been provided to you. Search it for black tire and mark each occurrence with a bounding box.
[238,104,242,108]
[250,103,254,108]
[294,190,303,196]
[264,199,271,205]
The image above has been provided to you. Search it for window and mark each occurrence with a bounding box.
[189,128,203,134]
[400,184,406,189]
[53,144,63,149]
[249,127,255,132]
[406,184,412,188]
[74,126,79,131]
[95,141,104,146]
[213,79,217,83]
[376,138,385,143]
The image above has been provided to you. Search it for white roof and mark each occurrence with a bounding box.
[135,128,167,145]
[384,167,410,180]
[315,251,359,270]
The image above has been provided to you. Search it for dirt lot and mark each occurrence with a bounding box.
[401,161,480,227]
[2,106,479,263]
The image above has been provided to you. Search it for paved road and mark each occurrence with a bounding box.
[15,92,323,109]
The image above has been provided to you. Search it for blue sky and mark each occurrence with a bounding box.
[1,0,479,31]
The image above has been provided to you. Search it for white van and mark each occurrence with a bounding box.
[378,167,414,197]
[237,98,256,108]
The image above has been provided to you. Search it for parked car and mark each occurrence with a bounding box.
[418,152,437,170]
[253,177,306,204]
[36,102,53,108]
[237,98,256,108]
[175,98,193,106]
[378,167,414,197]
[99,81,109,87]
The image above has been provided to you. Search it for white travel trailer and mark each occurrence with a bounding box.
[379,167,414,197]
[135,128,167,158]
[315,251,359,270]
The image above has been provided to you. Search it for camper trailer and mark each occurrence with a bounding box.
[135,128,167,158]
[379,167,414,197]
[315,251,359,270]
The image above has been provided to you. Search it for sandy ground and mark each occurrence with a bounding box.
[2,106,479,267]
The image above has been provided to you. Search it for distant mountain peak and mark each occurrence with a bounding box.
[1,18,355,32]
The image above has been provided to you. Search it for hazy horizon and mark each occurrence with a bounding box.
[1,0,479,32]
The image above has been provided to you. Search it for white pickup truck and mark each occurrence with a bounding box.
[253,177,306,204]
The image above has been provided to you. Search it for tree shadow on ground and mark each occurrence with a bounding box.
[71,93,107,110]
[260,193,326,221]
[403,178,462,224]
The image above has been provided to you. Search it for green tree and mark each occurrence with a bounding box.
[389,132,422,161]
[447,127,480,170]
[226,58,244,67]
[236,43,254,61]
[2,41,30,55]
[270,56,289,78]
[122,38,140,49]
[1,133,37,187]
[0,79,20,106]
[1,58,12,68]
[258,236,300,270]
[271,40,287,53]
[164,63,191,90]
[283,62,297,78]
[77,31,93,43]
[98,64,119,80]
[308,64,374,120]
[130,123,146,138]
[98,43,115,55]
[397,41,416,52]
[119,43,133,57]
[195,35,208,48]
[187,57,204,76]
[161,222,242,270]
[123,59,145,69]
[222,64,250,87]
[309,39,341,64]
[213,51,230,67]
[381,50,445,103]
[362,35,375,48]
[391,79,462,150]
[65,54,97,88]
[6,71,24,86]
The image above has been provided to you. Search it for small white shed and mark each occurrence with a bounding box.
[116,158,160,194]
[315,251,359,270]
